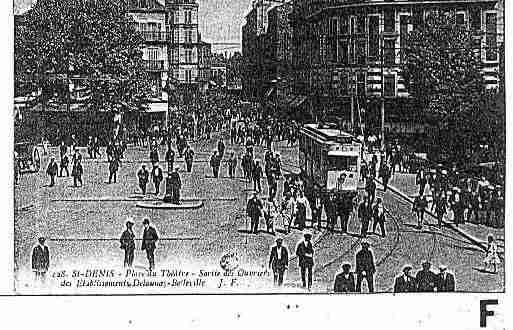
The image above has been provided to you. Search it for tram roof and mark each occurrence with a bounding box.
[302,123,356,142]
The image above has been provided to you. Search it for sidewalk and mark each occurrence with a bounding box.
[363,152,504,252]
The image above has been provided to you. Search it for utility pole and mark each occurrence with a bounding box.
[380,22,385,152]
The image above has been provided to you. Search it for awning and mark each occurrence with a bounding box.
[328,150,359,157]
[290,95,307,107]
[145,102,168,113]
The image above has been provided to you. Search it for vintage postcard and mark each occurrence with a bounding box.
[11,0,506,314]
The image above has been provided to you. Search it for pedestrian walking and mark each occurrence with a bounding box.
[365,177,376,206]
[59,141,67,161]
[333,263,356,293]
[484,235,500,273]
[372,198,386,237]
[247,192,263,234]
[31,237,49,282]
[217,139,225,159]
[141,218,159,271]
[281,192,296,233]
[295,191,309,231]
[149,146,159,164]
[184,145,195,172]
[210,151,221,178]
[151,163,163,195]
[263,198,277,235]
[108,158,119,184]
[358,197,372,237]
[59,153,69,177]
[416,168,428,197]
[46,157,58,187]
[412,194,428,229]
[416,261,437,292]
[393,265,417,293]
[137,164,149,194]
[436,265,455,292]
[268,237,289,286]
[165,146,175,170]
[72,158,83,187]
[355,242,375,293]
[434,192,447,228]
[379,162,391,192]
[252,160,263,192]
[119,218,135,268]
[296,232,314,290]
[228,152,237,178]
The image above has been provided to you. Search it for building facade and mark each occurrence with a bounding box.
[291,0,504,129]
[198,39,213,92]
[242,0,293,102]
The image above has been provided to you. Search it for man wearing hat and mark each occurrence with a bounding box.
[184,145,195,173]
[415,261,437,292]
[355,242,375,293]
[137,164,149,194]
[393,265,417,293]
[333,263,356,293]
[141,218,159,271]
[247,192,263,234]
[268,237,289,286]
[436,265,455,292]
[32,237,50,282]
[296,232,314,290]
[151,162,164,195]
[120,219,136,268]
[46,157,58,187]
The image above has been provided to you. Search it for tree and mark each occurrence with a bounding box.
[15,0,151,113]
[401,11,498,162]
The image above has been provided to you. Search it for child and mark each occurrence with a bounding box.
[484,235,500,273]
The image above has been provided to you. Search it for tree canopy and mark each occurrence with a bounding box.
[15,0,151,112]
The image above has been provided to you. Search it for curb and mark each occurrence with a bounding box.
[373,177,488,252]
[136,200,204,210]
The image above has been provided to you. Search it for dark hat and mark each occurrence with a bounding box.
[38,237,46,244]
[276,237,283,243]
[342,263,351,270]
[422,260,431,267]
[361,241,370,247]
[126,217,134,226]
[439,265,447,271]
[303,232,312,239]
[142,218,150,225]
[403,265,412,272]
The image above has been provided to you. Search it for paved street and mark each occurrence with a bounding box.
[14,131,504,293]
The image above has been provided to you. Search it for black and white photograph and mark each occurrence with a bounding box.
[11,0,506,301]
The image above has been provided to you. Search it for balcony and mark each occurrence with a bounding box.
[145,60,165,71]
[140,31,168,42]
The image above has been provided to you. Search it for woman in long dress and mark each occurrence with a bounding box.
[484,235,501,273]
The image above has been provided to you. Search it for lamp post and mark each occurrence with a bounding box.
[163,77,177,203]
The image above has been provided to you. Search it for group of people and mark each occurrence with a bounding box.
[392,261,455,293]
[46,141,84,187]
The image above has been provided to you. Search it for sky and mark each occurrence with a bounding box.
[13,0,253,53]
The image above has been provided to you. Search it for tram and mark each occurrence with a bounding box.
[299,123,362,198]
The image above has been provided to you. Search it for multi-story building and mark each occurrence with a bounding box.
[198,38,212,92]
[211,54,227,88]
[242,0,293,101]
[291,0,504,130]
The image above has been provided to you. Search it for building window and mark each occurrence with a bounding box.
[399,15,409,63]
[456,12,466,26]
[384,9,395,33]
[356,40,366,65]
[412,9,423,30]
[340,73,349,96]
[337,39,348,65]
[185,49,192,63]
[368,15,380,60]
[329,17,338,36]
[350,17,356,35]
[356,72,366,96]
[485,12,497,61]
[339,16,349,35]
[470,8,482,31]
[185,69,192,83]
[384,39,395,65]
[184,10,192,24]
[356,14,366,34]
[384,75,396,97]
[329,39,337,62]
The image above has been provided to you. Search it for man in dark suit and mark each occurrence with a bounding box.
[394,265,417,293]
[247,192,263,234]
[355,241,375,293]
[46,158,58,187]
[268,237,289,286]
[333,263,356,293]
[169,167,182,204]
[151,163,163,195]
[296,232,314,290]
[120,219,135,268]
[436,265,455,292]
[141,218,159,271]
[416,261,437,292]
[372,198,386,237]
[184,145,195,172]
[32,237,50,281]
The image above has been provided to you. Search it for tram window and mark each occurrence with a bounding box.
[327,156,358,171]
